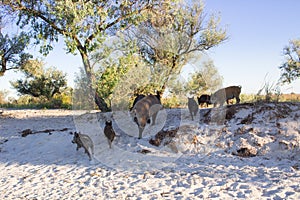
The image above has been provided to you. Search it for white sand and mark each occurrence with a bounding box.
[0,102,300,199]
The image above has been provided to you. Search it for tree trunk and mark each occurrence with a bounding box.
[0,55,6,76]
[79,49,110,112]
[160,55,179,94]
[94,91,110,112]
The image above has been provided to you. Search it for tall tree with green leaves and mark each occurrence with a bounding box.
[168,58,222,96]
[0,31,32,76]
[129,0,227,93]
[186,59,223,94]
[279,39,300,84]
[0,0,171,111]
[11,59,67,100]
[74,36,145,110]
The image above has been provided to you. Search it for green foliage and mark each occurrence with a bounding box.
[95,39,137,103]
[73,68,96,110]
[279,39,300,84]
[0,31,32,75]
[162,95,186,108]
[167,58,222,99]
[0,87,73,109]
[10,59,68,101]
[185,72,207,93]
[1,0,227,111]
[1,0,166,111]
[239,94,256,103]
[95,64,126,108]
[110,58,152,110]
[1,0,164,58]
[74,38,145,110]
[239,93,300,104]
[132,0,227,90]
[185,59,223,95]
[1,95,71,109]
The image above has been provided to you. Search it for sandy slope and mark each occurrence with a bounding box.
[0,103,300,199]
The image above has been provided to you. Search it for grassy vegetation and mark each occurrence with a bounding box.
[1,93,299,110]
[162,93,300,109]
[0,94,72,110]
[0,102,72,110]
[240,93,300,103]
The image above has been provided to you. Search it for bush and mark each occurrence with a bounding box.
[162,95,186,108]
[0,94,72,109]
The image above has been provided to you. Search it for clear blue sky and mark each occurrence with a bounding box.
[203,0,300,94]
[1,0,300,98]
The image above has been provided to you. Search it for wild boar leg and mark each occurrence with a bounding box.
[138,126,145,139]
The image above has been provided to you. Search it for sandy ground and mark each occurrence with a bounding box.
[0,102,300,199]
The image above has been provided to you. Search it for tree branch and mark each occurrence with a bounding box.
[85,2,152,47]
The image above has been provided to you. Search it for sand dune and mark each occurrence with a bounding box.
[0,102,299,199]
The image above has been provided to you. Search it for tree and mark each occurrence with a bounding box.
[0,0,168,111]
[168,58,223,96]
[129,1,227,93]
[0,7,32,76]
[0,31,32,76]
[11,59,67,100]
[94,37,141,108]
[73,67,95,110]
[279,39,300,84]
[186,59,223,94]
[74,36,145,110]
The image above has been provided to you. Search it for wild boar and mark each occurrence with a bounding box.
[188,97,199,120]
[72,132,94,160]
[104,120,115,148]
[197,94,212,108]
[210,86,242,107]
[130,94,162,139]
